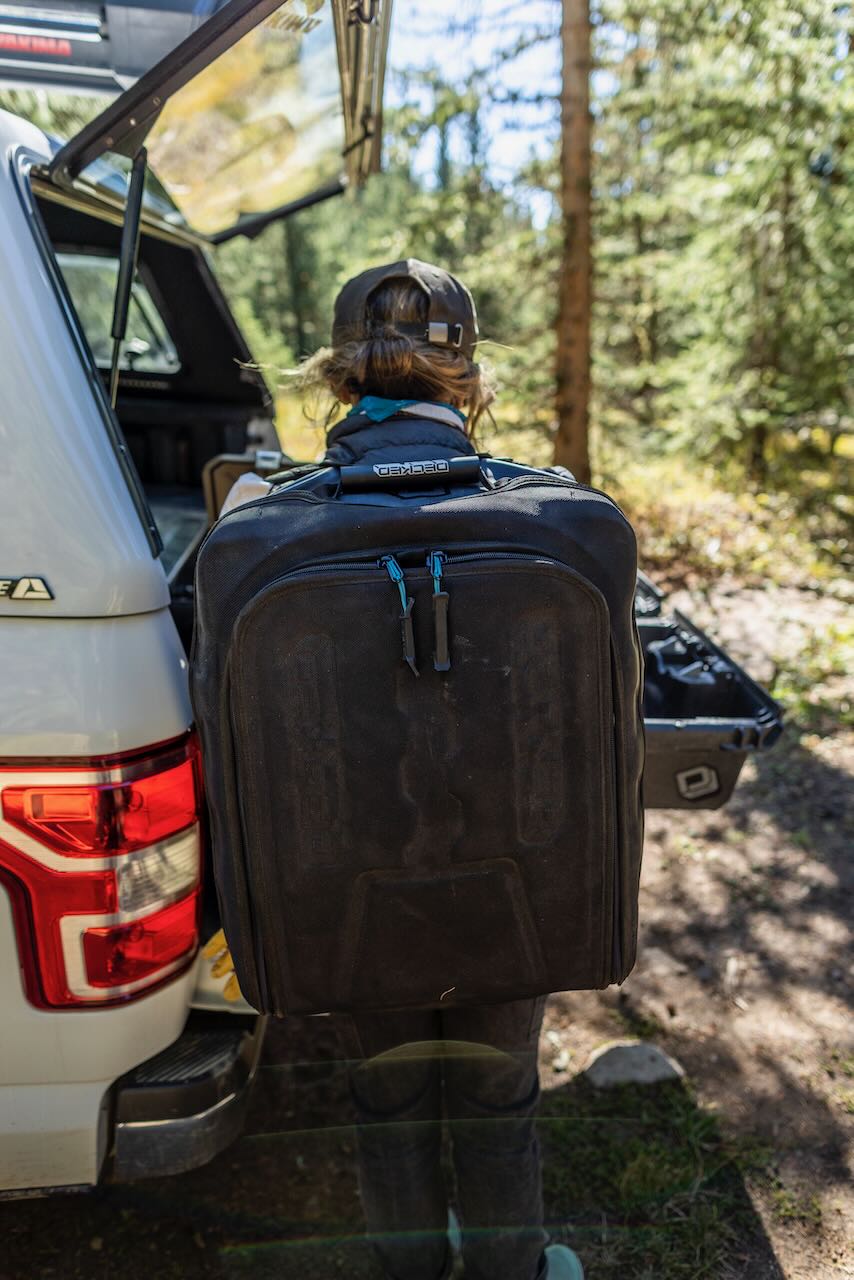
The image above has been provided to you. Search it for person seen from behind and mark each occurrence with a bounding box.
[214,260,585,1280]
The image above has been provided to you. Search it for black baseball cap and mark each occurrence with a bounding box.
[332,258,479,359]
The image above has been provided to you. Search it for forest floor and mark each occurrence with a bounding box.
[556,455,853,1278]
[539,568,854,1280]
[3,458,852,1280]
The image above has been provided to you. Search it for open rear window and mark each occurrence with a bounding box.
[140,1,343,235]
[46,0,392,241]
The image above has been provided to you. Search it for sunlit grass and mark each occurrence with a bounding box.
[539,1079,750,1278]
[595,448,851,597]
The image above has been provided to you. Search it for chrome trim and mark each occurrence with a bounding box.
[119,1089,238,1131]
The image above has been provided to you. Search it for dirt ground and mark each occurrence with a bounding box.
[2,580,851,1280]
[588,578,853,1278]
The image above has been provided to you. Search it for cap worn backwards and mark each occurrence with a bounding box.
[332,258,479,360]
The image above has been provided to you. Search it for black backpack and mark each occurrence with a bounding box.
[191,451,644,1016]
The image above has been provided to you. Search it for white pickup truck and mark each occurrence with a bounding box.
[0,0,391,1196]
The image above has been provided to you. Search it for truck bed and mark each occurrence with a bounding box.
[147,487,208,581]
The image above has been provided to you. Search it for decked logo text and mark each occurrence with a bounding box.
[373,460,450,478]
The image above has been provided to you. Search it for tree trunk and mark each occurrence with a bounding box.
[553,0,592,482]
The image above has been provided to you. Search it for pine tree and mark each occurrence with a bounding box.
[591,0,852,485]
[554,0,593,481]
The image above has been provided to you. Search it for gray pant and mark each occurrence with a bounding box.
[339,998,548,1280]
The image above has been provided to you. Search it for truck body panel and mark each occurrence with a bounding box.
[0,112,214,1192]
[0,113,168,621]
[0,611,190,758]
[0,2,395,1193]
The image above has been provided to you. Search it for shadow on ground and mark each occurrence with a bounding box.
[623,734,852,1180]
[2,1018,786,1280]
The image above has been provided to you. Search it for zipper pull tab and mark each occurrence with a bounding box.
[400,598,419,678]
[381,555,408,611]
[427,551,451,673]
[381,555,419,677]
[427,551,445,594]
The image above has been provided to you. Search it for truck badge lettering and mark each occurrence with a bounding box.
[373,460,451,478]
[0,577,53,601]
[0,33,72,57]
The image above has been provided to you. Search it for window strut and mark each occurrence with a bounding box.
[108,146,147,409]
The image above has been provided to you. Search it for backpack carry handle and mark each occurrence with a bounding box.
[338,456,483,492]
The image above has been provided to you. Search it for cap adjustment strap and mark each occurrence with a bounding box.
[387,320,465,349]
[427,321,464,348]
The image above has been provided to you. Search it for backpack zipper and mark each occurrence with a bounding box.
[381,555,419,677]
[426,551,451,672]
[233,548,579,685]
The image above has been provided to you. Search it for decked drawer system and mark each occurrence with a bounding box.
[636,593,782,808]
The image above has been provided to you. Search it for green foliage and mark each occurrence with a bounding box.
[769,620,854,734]
[0,87,106,139]
[1,0,849,508]
[593,0,852,487]
[768,1181,823,1227]
[600,450,852,592]
[216,0,850,504]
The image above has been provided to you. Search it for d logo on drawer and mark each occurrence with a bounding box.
[676,765,720,801]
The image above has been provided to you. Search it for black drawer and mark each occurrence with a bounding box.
[639,608,783,808]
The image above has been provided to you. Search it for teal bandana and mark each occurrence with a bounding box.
[348,396,466,425]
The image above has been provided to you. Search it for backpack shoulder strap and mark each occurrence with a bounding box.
[265,461,327,486]
[483,458,577,484]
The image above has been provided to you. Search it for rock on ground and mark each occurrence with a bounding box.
[583,1039,685,1087]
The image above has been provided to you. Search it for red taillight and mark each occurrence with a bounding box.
[2,758,196,856]
[0,735,202,1009]
[83,893,200,988]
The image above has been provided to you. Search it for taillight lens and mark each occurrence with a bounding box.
[2,758,197,855]
[0,735,202,1009]
[83,895,200,988]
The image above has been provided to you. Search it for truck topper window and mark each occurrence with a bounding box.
[56,251,181,376]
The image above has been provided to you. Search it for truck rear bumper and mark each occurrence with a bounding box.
[111,1012,266,1181]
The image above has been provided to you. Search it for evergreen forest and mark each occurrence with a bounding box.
[212,0,850,514]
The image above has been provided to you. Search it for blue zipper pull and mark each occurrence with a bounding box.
[426,551,451,672]
[427,550,446,594]
[381,555,419,677]
[381,555,408,611]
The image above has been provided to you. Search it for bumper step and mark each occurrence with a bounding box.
[111,1013,266,1181]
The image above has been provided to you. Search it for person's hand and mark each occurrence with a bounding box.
[202,928,243,1002]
